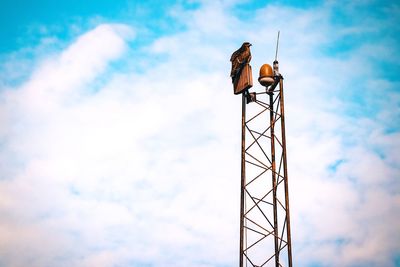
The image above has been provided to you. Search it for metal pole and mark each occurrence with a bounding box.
[239,93,246,267]
[269,92,280,267]
[279,78,293,267]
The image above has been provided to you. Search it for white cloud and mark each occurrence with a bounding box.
[0,2,399,267]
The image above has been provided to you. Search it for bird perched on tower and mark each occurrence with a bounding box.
[230,42,252,83]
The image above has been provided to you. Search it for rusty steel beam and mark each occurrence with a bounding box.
[279,78,293,267]
[269,91,280,267]
[240,93,246,267]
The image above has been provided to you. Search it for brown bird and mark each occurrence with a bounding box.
[230,42,252,83]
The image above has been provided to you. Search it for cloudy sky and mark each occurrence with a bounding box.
[0,0,399,266]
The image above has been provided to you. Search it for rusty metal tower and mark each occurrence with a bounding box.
[230,35,293,267]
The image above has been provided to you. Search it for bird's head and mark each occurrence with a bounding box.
[243,42,252,48]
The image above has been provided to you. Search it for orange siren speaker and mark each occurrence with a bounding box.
[258,64,274,87]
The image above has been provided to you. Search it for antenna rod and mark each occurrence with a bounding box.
[275,31,280,61]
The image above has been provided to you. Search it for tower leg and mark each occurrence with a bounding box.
[239,93,246,267]
[269,92,280,267]
[279,78,293,267]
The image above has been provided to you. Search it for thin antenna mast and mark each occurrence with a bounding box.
[275,31,280,61]
[273,31,280,77]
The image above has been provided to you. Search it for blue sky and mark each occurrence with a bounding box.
[0,1,399,267]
